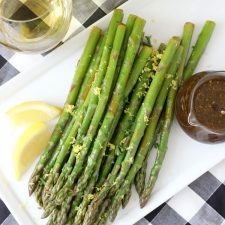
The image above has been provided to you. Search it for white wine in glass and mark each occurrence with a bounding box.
[0,0,72,53]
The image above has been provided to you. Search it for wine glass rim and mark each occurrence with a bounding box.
[0,15,42,23]
[0,11,49,23]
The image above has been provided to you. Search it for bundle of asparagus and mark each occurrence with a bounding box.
[28,9,215,225]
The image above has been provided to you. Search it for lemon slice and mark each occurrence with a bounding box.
[6,101,62,125]
[13,122,51,180]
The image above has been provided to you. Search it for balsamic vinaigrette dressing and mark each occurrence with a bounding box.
[176,71,225,143]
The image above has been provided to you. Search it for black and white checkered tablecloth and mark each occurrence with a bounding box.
[0,0,225,225]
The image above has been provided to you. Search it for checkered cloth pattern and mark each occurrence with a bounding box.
[0,0,225,225]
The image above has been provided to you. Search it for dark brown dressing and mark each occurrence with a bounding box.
[176,71,225,143]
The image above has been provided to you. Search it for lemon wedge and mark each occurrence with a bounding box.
[13,122,51,180]
[6,101,62,125]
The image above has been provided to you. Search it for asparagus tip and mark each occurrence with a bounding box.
[41,211,49,219]
[28,188,33,196]
[139,196,148,208]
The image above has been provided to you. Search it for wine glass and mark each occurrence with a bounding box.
[0,0,72,53]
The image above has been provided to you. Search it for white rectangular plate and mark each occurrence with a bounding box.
[0,0,225,224]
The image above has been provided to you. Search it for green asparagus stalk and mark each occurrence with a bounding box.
[28,26,102,195]
[109,37,180,196]
[35,183,44,206]
[49,23,125,204]
[55,192,82,225]
[112,14,137,88]
[133,43,185,197]
[36,49,106,201]
[66,217,73,225]
[177,22,195,84]
[183,20,215,81]
[36,38,105,206]
[83,142,126,225]
[134,43,167,196]
[76,35,105,106]
[46,214,54,225]
[140,77,179,207]
[56,17,146,207]
[72,98,124,225]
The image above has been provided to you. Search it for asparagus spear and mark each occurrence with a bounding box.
[49,23,126,204]
[112,14,137,89]
[56,17,146,207]
[109,37,180,196]
[76,35,105,106]
[183,20,215,81]
[28,26,102,195]
[177,22,195,84]
[134,43,166,196]
[140,76,178,207]
[133,37,188,196]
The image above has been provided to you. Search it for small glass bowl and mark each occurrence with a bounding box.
[175,71,225,143]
